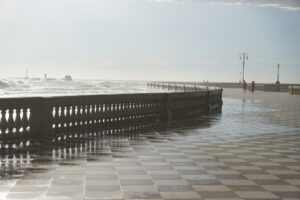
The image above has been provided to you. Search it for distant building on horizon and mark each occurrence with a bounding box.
[64,75,72,81]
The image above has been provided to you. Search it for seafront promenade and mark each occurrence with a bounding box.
[0,88,300,200]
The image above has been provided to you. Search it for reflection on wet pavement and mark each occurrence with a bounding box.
[1,89,300,200]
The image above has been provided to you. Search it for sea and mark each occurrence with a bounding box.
[0,78,160,97]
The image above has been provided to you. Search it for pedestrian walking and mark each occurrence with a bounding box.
[243,80,247,93]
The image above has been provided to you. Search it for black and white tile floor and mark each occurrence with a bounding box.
[1,89,300,200]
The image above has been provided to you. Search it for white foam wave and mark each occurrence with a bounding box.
[0,78,161,97]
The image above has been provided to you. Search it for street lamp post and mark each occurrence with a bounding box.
[276,64,280,84]
[239,52,248,83]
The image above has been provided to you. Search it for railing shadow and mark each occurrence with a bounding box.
[0,111,221,178]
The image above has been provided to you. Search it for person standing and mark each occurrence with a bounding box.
[251,81,255,93]
[243,80,247,93]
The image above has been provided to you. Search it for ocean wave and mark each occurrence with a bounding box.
[0,80,10,89]
[0,78,161,97]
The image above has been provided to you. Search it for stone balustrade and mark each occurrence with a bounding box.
[0,84,222,142]
[147,82,223,117]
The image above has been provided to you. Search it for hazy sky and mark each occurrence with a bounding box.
[0,0,299,83]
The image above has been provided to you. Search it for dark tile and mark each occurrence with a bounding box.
[157,185,193,192]
[144,166,173,170]
[198,191,239,198]
[86,174,118,180]
[187,179,220,185]
[177,170,207,175]
[276,174,300,179]
[273,191,300,198]
[254,179,290,185]
[215,174,245,180]
[228,185,265,191]
[123,191,162,199]
[86,185,120,192]
[118,170,147,175]
[120,179,153,186]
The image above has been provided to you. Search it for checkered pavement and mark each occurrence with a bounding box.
[0,89,300,200]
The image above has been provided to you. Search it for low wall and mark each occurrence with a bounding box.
[263,84,289,92]
[289,86,300,95]
[0,86,222,142]
[148,82,222,118]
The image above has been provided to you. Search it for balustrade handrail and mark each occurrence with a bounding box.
[147,81,222,91]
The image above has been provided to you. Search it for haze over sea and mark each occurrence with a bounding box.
[1,0,300,83]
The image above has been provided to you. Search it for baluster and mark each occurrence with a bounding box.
[66,105,71,132]
[86,104,90,127]
[77,105,82,128]
[80,105,85,126]
[132,101,136,120]
[88,104,92,125]
[63,105,68,129]
[60,106,65,131]
[96,104,100,124]
[98,103,102,126]
[54,106,59,132]
[116,101,121,129]
[100,103,105,131]
[58,105,64,132]
[105,103,110,124]
[57,106,62,130]
[80,105,84,127]
[23,108,30,133]
[71,105,76,130]
[84,104,88,125]
[91,104,95,126]
[7,109,14,137]
[89,103,95,131]
[0,109,7,138]
[111,102,114,117]
[81,104,85,129]
[19,108,24,134]
[113,102,116,124]
[69,105,73,128]
[73,105,78,127]
[115,102,119,129]
[126,101,130,121]
[95,104,100,127]
[15,108,22,134]
[107,103,111,131]
[109,102,113,131]
[93,104,97,130]
[144,101,147,116]
[50,107,55,131]
[92,104,96,126]
[84,104,88,127]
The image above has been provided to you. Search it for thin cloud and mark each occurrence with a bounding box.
[150,0,300,11]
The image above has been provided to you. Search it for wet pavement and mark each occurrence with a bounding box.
[1,88,300,200]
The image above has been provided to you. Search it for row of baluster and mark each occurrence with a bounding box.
[49,101,165,132]
[0,108,31,136]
